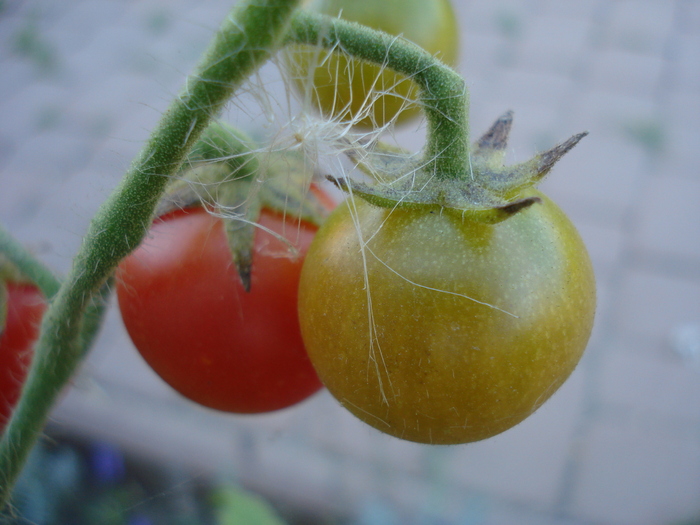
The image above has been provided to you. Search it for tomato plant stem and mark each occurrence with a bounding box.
[0,225,113,363]
[287,10,470,180]
[0,226,61,299]
[0,0,301,507]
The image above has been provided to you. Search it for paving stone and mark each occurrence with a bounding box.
[538,131,647,226]
[50,384,241,478]
[542,4,599,19]
[491,70,577,114]
[42,0,128,57]
[0,80,74,141]
[573,220,625,281]
[616,268,700,347]
[602,0,675,55]
[253,439,342,513]
[569,415,700,525]
[566,89,659,139]
[486,500,589,525]
[459,32,506,81]
[672,33,700,93]
[516,14,592,76]
[462,0,533,37]
[662,91,700,178]
[599,336,700,425]
[632,175,700,262]
[588,49,665,99]
[0,131,95,231]
[678,0,700,34]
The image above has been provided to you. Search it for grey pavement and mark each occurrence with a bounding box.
[1,0,699,524]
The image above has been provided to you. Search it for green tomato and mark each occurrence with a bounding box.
[286,0,460,128]
[298,191,595,444]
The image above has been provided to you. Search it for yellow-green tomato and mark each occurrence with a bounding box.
[286,0,459,129]
[298,192,596,444]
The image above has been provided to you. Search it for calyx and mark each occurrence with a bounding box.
[156,122,329,291]
[330,111,587,223]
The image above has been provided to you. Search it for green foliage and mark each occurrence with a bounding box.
[212,487,287,525]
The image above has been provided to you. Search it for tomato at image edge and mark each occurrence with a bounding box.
[1,282,46,431]
[286,0,460,128]
[116,202,330,414]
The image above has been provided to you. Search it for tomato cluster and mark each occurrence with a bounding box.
[113,0,595,445]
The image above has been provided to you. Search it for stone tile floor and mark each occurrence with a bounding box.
[1,0,699,523]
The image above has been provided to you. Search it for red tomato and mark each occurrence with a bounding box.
[116,205,325,413]
[0,282,46,431]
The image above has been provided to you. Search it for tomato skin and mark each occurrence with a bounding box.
[116,207,324,414]
[287,0,460,128]
[0,283,46,431]
[298,192,596,444]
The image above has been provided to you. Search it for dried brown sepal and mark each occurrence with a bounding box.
[474,110,513,154]
[531,131,588,181]
[475,129,588,199]
[497,196,541,215]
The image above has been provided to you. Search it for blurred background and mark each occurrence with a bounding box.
[1,0,699,523]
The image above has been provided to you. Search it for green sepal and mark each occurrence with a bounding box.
[155,163,238,217]
[156,123,330,291]
[186,121,260,180]
[337,112,586,221]
[155,162,262,292]
[475,130,588,200]
[328,176,540,224]
[344,139,423,182]
[217,178,260,292]
[260,149,329,227]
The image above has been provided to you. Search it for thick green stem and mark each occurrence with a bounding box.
[0,0,301,507]
[287,10,470,180]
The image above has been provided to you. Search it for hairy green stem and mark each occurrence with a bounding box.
[286,10,470,180]
[0,0,301,507]
[0,226,61,299]
[1,225,113,361]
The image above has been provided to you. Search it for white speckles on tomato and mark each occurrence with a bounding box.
[299,191,596,444]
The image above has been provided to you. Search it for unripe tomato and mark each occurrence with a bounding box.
[286,0,459,128]
[116,206,325,414]
[1,282,46,431]
[298,192,595,444]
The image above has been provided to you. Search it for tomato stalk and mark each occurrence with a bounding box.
[287,11,586,218]
[0,227,61,300]
[286,10,470,181]
[0,0,302,507]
